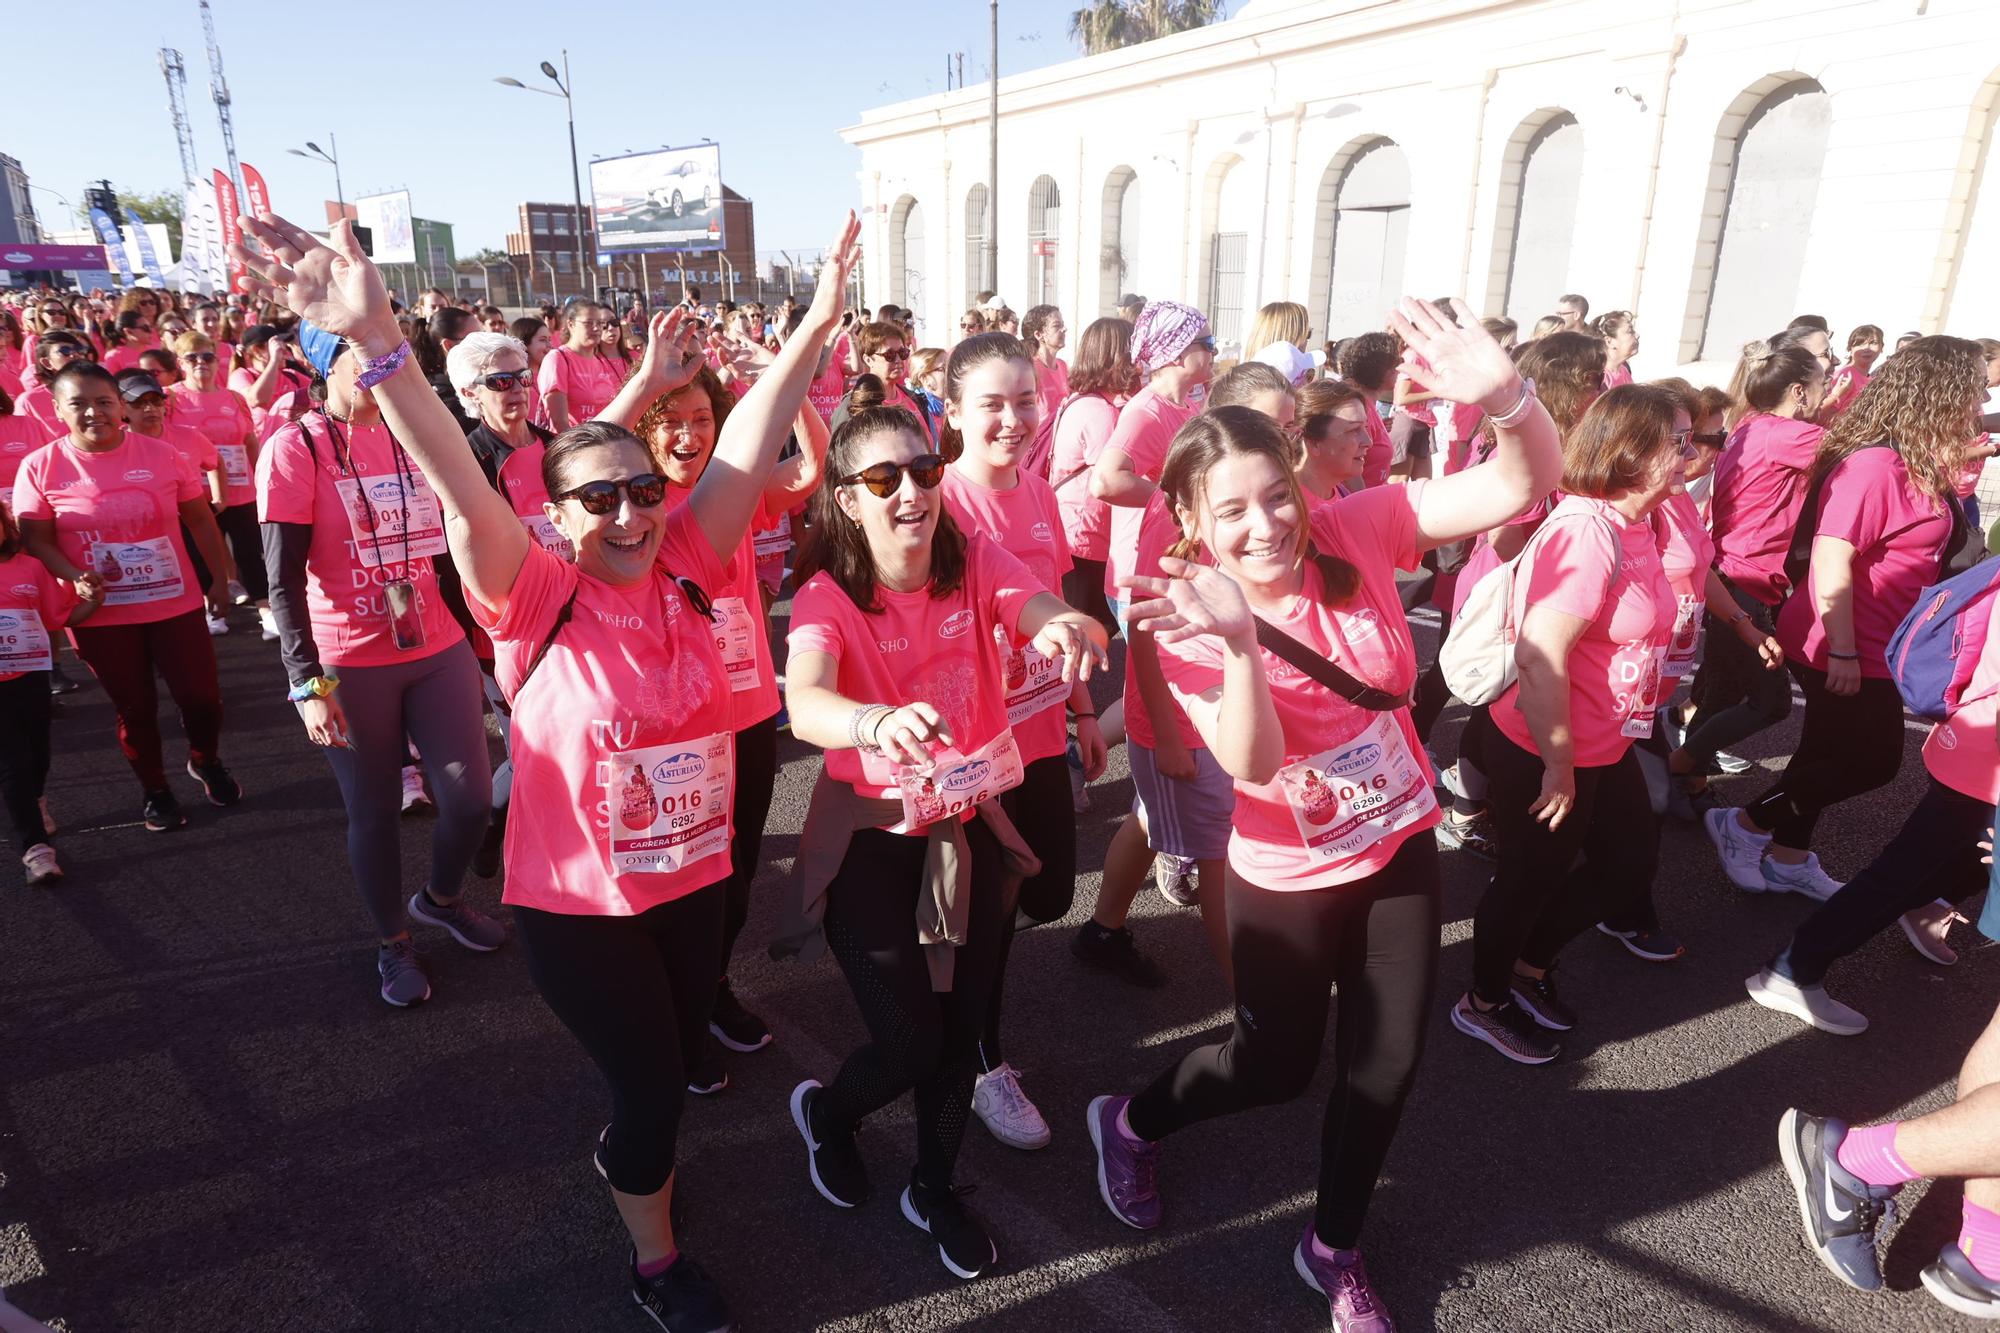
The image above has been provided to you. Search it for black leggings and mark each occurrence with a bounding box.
[719,713,780,978]
[0,672,52,854]
[1062,558,1119,639]
[980,753,1076,1070]
[1125,835,1439,1247]
[1682,583,1790,763]
[1774,777,1990,986]
[216,503,269,601]
[817,822,1011,1191]
[1744,661,1906,848]
[513,882,727,1195]
[1474,732,1656,1005]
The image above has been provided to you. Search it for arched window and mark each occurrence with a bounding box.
[1027,175,1061,307]
[1693,78,1832,359]
[1197,156,1257,350]
[1939,70,2000,331]
[888,195,925,311]
[1099,166,1138,316]
[1308,137,1411,339]
[1490,112,1584,326]
[965,184,993,300]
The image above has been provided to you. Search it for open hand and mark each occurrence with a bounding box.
[1387,297,1522,416]
[807,214,863,328]
[1030,617,1109,684]
[637,309,702,395]
[1120,556,1254,649]
[231,215,397,354]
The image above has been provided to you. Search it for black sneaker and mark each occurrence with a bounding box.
[1596,921,1685,962]
[1510,966,1575,1031]
[185,758,242,807]
[790,1080,869,1208]
[1450,993,1560,1064]
[1921,1241,2000,1319]
[708,979,771,1053]
[1777,1108,1898,1292]
[1071,923,1168,989]
[685,1036,729,1096]
[900,1175,996,1280]
[142,788,186,832]
[471,812,505,879]
[629,1248,734,1333]
[1434,811,1499,861]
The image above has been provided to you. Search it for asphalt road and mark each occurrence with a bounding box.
[2,595,1995,1333]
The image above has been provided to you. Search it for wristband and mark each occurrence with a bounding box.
[1487,377,1537,429]
[1827,651,1860,661]
[355,340,412,391]
[1071,710,1097,720]
[288,675,339,702]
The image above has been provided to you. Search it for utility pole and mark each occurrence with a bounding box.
[200,0,244,203]
[159,50,200,191]
[987,1,999,295]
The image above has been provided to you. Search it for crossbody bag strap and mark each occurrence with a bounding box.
[1250,614,1410,713]
[509,585,580,709]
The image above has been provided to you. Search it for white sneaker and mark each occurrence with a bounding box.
[258,606,280,642]
[972,1062,1052,1150]
[38,796,55,837]
[1745,966,1868,1036]
[1899,900,1961,966]
[205,613,230,636]
[401,766,433,814]
[1703,806,1770,892]
[22,842,61,886]
[228,579,250,606]
[1761,853,1844,902]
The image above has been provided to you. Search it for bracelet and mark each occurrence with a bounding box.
[287,675,338,702]
[355,340,412,391]
[1487,377,1537,429]
[846,705,875,752]
[1828,651,1860,661]
[1071,710,1097,720]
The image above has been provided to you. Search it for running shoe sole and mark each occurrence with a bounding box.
[1086,1095,1157,1230]
[378,977,431,1008]
[1920,1262,2000,1320]
[899,1186,995,1280]
[1745,971,1867,1036]
[1777,1108,1873,1292]
[1595,922,1684,962]
[1899,914,1958,967]
[405,892,503,952]
[1702,807,1767,892]
[790,1081,858,1209]
[709,1023,773,1054]
[1449,1003,1558,1065]
[185,759,241,807]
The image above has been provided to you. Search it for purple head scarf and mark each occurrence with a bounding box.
[1129,300,1210,376]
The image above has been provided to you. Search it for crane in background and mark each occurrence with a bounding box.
[200,0,243,201]
[158,48,201,191]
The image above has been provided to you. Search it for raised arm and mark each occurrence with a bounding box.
[232,214,530,611]
[766,399,831,513]
[597,309,702,432]
[1387,299,1563,550]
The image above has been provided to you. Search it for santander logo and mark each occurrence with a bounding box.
[939,609,975,639]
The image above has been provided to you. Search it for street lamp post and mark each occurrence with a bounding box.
[286,136,344,213]
[495,53,590,298]
[25,184,74,237]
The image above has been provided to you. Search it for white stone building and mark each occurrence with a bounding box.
[841,0,2000,378]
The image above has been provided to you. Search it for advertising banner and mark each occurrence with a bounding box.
[181,186,210,293]
[213,169,243,291]
[354,190,415,264]
[126,210,167,286]
[241,162,272,220]
[88,208,133,284]
[0,243,109,270]
[591,144,725,254]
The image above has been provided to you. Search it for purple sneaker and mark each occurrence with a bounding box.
[1086,1095,1161,1230]
[1294,1223,1395,1332]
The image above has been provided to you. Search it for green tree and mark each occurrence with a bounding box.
[1068,0,1225,55]
[116,190,184,254]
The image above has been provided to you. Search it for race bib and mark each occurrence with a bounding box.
[1664,594,1703,677]
[335,472,448,568]
[1615,642,1668,738]
[519,513,575,561]
[708,596,760,694]
[0,606,52,673]
[217,443,251,491]
[605,731,733,877]
[92,538,184,606]
[1003,641,1069,726]
[891,729,1025,833]
[1275,713,1437,863]
[753,516,791,561]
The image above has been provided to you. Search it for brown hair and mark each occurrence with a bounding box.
[1515,331,1606,440]
[1530,314,1564,341]
[1728,340,1823,427]
[1336,332,1400,395]
[32,331,89,383]
[1648,376,1700,421]
[797,407,967,612]
[1068,317,1138,399]
[1561,383,1681,498]
[0,491,18,558]
[909,347,946,383]
[1847,324,1884,351]
[1158,405,1361,604]
[539,419,655,501]
[849,373,889,411]
[1295,379,1368,466]
[1208,361,1294,410]
[1818,335,1986,508]
[634,367,734,471]
[939,332,1035,464]
[856,320,909,360]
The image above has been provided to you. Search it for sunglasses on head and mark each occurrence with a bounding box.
[559,473,668,514]
[840,454,946,498]
[479,370,532,391]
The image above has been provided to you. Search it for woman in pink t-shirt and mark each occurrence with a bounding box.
[229,326,314,439]
[1593,310,1639,390]
[234,208,858,1330]
[1048,316,1135,635]
[1821,325,1883,421]
[509,315,552,427]
[15,332,92,443]
[1710,337,1990,904]
[1,384,47,517]
[170,330,270,628]
[777,398,1108,1278]
[1085,303,1561,1327]
[1335,332,1402,489]
[1019,304,1068,479]
[13,361,234,833]
[0,309,26,399]
[536,298,625,431]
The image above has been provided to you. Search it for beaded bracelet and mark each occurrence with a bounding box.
[355,340,413,391]
[1488,377,1538,429]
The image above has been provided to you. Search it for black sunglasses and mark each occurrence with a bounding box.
[47,345,89,362]
[479,370,532,392]
[1692,431,1727,448]
[874,348,911,363]
[840,454,946,498]
[186,351,218,365]
[559,473,668,514]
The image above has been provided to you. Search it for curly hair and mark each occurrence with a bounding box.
[1817,335,1986,507]
[633,366,733,470]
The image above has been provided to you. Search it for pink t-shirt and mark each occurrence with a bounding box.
[161,421,219,485]
[663,486,781,732]
[1654,489,1715,677]
[1360,404,1393,489]
[939,466,1072,763]
[1034,358,1070,428]
[1923,598,2000,804]
[495,439,572,562]
[0,347,25,398]
[1125,493,1204,753]
[1393,373,1437,428]
[0,414,50,512]
[807,361,847,425]
[11,433,205,628]
[0,549,76,681]
[1158,485,1440,891]
[102,346,147,376]
[787,534,1042,819]
[1493,496,1676,768]
[1603,363,1634,391]
[1050,394,1118,561]
[1103,384,1198,599]
[473,510,732,915]
[170,384,257,506]
[536,346,626,424]
[229,364,314,437]
[257,414,463,668]
[1711,413,1825,605]
[1776,446,1953,679]
[1825,366,1869,418]
[15,386,61,444]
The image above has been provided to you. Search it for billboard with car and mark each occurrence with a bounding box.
[591,144,725,254]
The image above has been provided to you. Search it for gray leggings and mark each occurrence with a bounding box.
[323,640,493,940]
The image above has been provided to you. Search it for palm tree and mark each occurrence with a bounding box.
[1068,0,1226,55]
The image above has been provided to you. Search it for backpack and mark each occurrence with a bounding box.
[1438,506,1618,707]
[1884,555,2000,721]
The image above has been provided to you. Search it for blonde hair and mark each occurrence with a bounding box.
[1818,335,1986,508]
[1244,301,1313,357]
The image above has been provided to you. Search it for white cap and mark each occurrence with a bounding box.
[1251,341,1326,386]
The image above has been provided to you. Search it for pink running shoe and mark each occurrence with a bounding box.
[1294,1222,1396,1332]
[1086,1095,1161,1230]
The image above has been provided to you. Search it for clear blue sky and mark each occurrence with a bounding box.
[4,0,1194,257]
